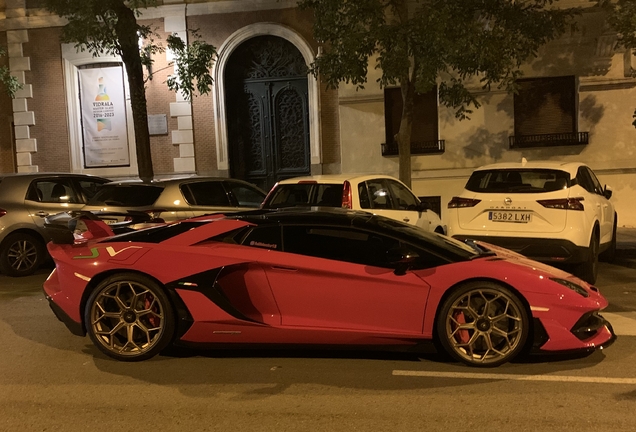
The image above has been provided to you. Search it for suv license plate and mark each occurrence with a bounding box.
[488,211,532,223]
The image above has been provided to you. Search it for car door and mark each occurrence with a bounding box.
[73,177,110,202]
[361,178,430,230]
[256,225,431,334]
[575,167,606,241]
[585,167,615,244]
[223,181,266,208]
[180,181,230,218]
[25,177,86,233]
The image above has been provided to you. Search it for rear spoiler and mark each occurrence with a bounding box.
[43,210,155,245]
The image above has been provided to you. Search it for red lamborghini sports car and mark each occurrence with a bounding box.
[43,208,615,366]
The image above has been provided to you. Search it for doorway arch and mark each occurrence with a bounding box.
[212,23,321,187]
[225,35,310,190]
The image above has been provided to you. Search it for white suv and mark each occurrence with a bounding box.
[262,174,446,234]
[447,161,616,284]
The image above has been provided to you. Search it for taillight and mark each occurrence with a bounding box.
[448,197,481,208]
[261,182,279,208]
[144,209,166,223]
[342,181,352,209]
[0,208,6,217]
[537,197,584,211]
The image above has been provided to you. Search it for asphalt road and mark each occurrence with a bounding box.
[1,252,635,432]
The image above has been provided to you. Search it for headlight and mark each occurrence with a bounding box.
[550,277,589,297]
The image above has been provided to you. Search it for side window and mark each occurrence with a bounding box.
[511,76,584,148]
[575,167,596,194]
[365,179,392,210]
[75,179,108,202]
[585,167,604,196]
[242,226,282,251]
[183,181,230,206]
[386,180,419,210]
[27,179,79,203]
[358,182,371,209]
[315,184,343,207]
[225,182,265,207]
[264,184,312,208]
[383,86,442,156]
[283,226,400,268]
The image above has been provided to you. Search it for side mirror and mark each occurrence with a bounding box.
[387,248,420,276]
[417,201,431,212]
[603,185,613,200]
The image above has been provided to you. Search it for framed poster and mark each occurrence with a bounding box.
[79,65,130,167]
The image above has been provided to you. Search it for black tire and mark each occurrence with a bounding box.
[435,281,529,367]
[575,230,599,284]
[84,273,175,361]
[0,232,46,277]
[600,214,617,263]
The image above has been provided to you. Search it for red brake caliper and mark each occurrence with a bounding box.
[145,295,159,327]
[453,311,470,344]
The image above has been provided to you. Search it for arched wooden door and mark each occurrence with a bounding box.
[225,36,310,191]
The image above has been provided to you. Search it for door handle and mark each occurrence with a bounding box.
[403,217,410,222]
[35,211,49,217]
[271,265,298,272]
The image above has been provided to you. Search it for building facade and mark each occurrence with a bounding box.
[1,0,635,225]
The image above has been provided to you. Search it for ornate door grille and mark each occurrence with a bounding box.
[225,36,310,191]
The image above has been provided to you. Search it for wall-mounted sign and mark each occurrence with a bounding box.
[148,114,168,135]
[79,66,130,168]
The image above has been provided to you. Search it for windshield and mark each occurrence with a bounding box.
[358,215,479,260]
[263,183,343,209]
[465,169,571,193]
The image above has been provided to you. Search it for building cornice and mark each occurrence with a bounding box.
[0,0,299,31]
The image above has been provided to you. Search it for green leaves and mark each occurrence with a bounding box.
[604,0,636,51]
[166,31,217,101]
[0,47,22,99]
[300,0,578,186]
[40,0,217,181]
[602,0,636,128]
[300,0,577,118]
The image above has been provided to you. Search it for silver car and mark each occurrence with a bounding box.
[81,177,266,224]
[0,173,110,276]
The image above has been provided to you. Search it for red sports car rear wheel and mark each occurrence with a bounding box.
[84,273,175,361]
[436,281,529,367]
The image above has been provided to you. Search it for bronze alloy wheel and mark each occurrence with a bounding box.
[85,273,175,361]
[436,282,529,367]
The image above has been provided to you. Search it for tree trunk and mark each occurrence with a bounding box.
[112,1,154,182]
[395,0,414,189]
[397,79,415,188]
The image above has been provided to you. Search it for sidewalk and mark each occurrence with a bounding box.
[617,227,636,251]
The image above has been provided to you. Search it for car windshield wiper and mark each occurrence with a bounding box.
[470,250,498,259]
[463,239,498,259]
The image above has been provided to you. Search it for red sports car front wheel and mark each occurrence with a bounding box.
[436,281,529,367]
[84,273,176,361]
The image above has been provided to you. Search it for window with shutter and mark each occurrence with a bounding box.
[510,76,589,148]
[382,87,444,156]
